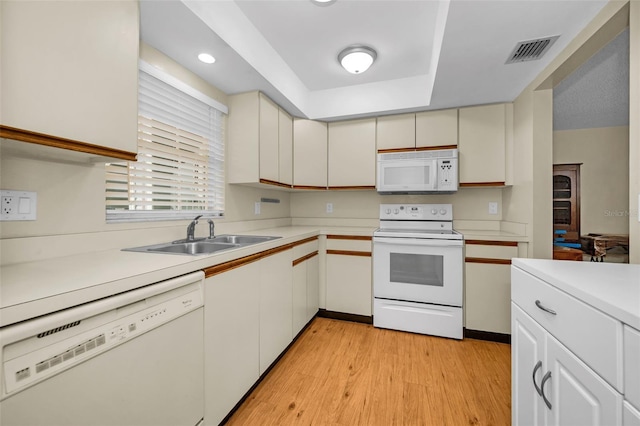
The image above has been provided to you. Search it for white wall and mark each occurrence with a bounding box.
[554,126,630,235]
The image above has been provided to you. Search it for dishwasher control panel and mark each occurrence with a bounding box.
[1,281,203,398]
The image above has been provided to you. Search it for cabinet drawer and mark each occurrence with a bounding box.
[326,237,371,252]
[625,325,640,410]
[512,266,623,392]
[465,243,518,260]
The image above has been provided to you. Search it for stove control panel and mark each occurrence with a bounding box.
[380,204,453,221]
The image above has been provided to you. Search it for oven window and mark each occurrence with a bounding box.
[389,253,443,286]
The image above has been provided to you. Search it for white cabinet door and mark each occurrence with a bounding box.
[458,104,507,184]
[278,108,293,185]
[204,266,260,426]
[512,303,547,426]
[259,250,293,374]
[546,334,622,426]
[415,109,458,148]
[624,401,640,426]
[376,113,415,151]
[328,118,376,188]
[306,255,320,322]
[293,119,327,188]
[259,93,280,183]
[326,254,372,316]
[292,261,308,336]
[1,0,138,153]
[465,262,511,334]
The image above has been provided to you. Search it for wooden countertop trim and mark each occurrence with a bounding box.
[327,235,372,241]
[259,178,292,189]
[327,249,372,257]
[0,125,138,161]
[293,251,319,266]
[459,182,506,187]
[292,185,328,190]
[290,236,319,247]
[377,145,458,154]
[327,185,376,191]
[465,240,518,247]
[465,257,512,265]
[205,243,292,277]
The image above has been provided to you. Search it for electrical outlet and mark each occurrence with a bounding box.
[1,190,37,221]
[254,202,261,215]
[488,202,498,215]
[326,203,333,214]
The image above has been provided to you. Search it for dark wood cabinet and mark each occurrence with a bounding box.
[553,164,581,241]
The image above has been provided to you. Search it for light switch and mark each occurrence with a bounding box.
[18,197,31,214]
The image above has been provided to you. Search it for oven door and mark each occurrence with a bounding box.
[373,236,463,306]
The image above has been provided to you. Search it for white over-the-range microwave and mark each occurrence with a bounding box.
[376,149,458,194]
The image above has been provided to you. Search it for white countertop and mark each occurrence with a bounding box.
[512,258,640,329]
[0,226,374,328]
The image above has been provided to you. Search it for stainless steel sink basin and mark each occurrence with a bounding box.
[210,234,281,245]
[123,234,281,256]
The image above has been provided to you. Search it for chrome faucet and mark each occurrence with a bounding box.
[207,218,215,239]
[186,215,203,242]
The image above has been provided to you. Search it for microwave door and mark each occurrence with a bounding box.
[379,160,437,192]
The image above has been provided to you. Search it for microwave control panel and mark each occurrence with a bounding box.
[437,158,458,190]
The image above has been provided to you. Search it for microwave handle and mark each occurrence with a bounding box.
[373,237,463,248]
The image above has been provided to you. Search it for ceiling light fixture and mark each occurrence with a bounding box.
[197,53,216,64]
[338,45,377,74]
[311,0,336,5]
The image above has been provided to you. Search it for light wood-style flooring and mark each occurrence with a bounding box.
[226,317,511,425]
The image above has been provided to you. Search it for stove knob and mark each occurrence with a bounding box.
[431,209,438,215]
[440,208,447,215]
[394,209,400,214]
[385,208,391,214]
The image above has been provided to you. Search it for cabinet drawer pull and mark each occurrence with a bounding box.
[535,300,557,315]
[532,360,543,396]
[541,371,553,410]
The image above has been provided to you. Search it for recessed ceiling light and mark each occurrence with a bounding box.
[338,45,377,74]
[311,0,336,5]
[198,53,216,64]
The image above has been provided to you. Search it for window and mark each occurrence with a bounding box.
[106,62,227,222]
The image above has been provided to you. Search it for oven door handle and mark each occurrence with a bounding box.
[373,237,463,247]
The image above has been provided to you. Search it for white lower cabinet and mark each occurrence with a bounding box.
[259,250,293,374]
[293,250,319,336]
[326,251,372,316]
[512,303,622,425]
[204,263,260,426]
[625,401,640,425]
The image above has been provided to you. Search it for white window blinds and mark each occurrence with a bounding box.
[106,67,225,222]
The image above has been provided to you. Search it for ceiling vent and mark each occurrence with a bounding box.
[506,36,560,64]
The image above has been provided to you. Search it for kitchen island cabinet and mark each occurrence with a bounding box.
[293,119,328,189]
[228,91,293,188]
[327,118,376,189]
[511,259,640,426]
[458,103,512,186]
[0,0,138,161]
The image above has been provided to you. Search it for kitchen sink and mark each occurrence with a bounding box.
[123,234,281,256]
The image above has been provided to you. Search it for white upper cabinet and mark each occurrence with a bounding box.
[228,91,293,187]
[0,0,139,158]
[458,103,513,185]
[278,109,293,186]
[376,109,458,152]
[376,113,416,151]
[293,119,328,189]
[415,109,459,149]
[328,118,376,188]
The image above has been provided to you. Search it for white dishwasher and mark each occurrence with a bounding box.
[0,271,205,426]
